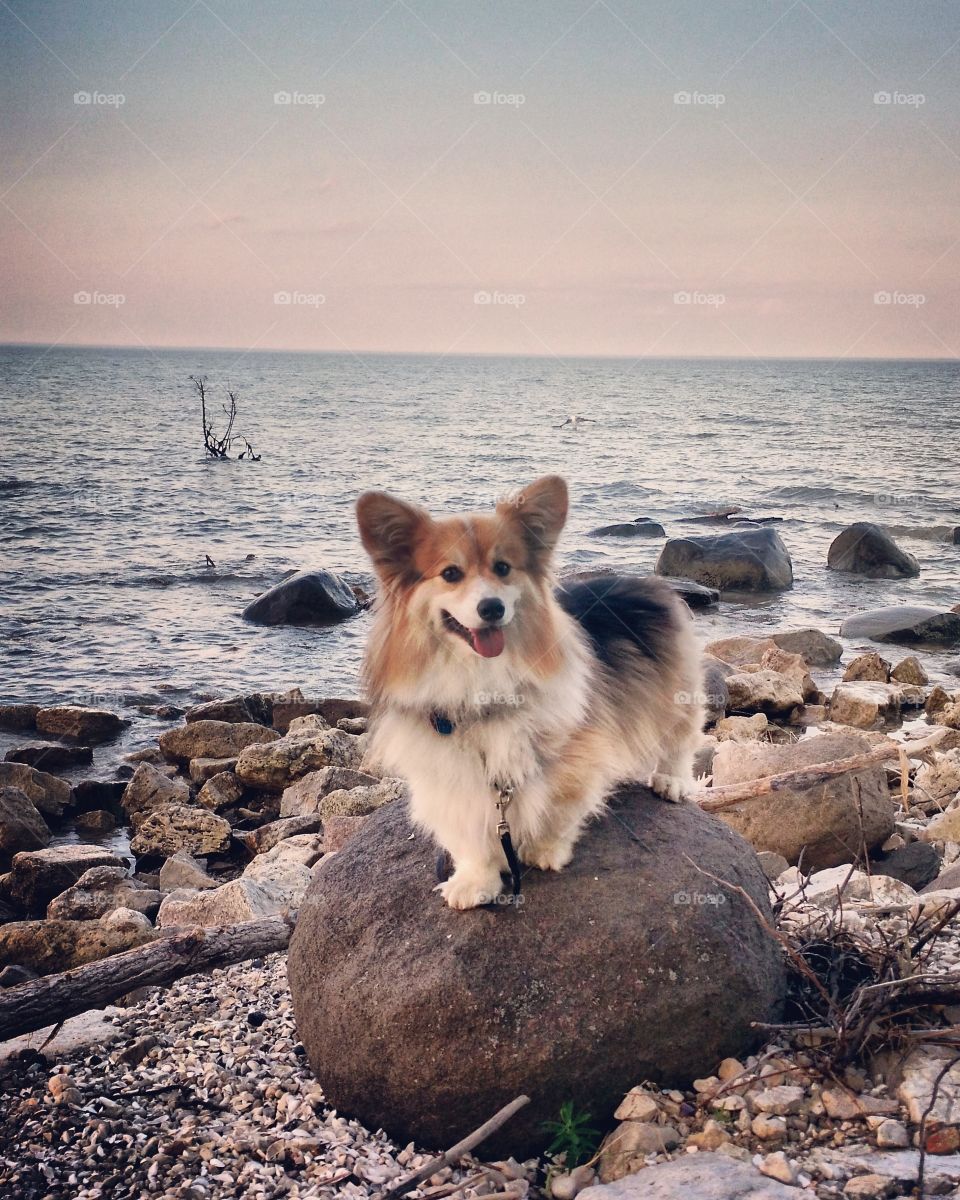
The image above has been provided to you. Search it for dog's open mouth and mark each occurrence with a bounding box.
[441,611,505,658]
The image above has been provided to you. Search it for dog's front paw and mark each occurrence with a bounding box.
[650,772,691,804]
[520,838,574,872]
[434,866,503,910]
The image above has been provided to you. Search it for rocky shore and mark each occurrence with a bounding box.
[1,595,960,1198]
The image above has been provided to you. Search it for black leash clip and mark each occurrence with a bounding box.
[496,784,524,898]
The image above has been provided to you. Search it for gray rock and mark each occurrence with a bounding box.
[5,743,93,769]
[35,706,128,743]
[578,1153,798,1199]
[235,814,324,854]
[318,778,406,820]
[0,916,156,974]
[840,606,960,647]
[890,656,929,686]
[130,804,232,859]
[0,703,39,732]
[196,771,243,812]
[0,762,72,820]
[770,628,843,666]
[188,756,238,784]
[159,720,279,765]
[667,579,721,609]
[830,682,904,730]
[242,569,359,626]
[121,763,191,826]
[288,785,785,1157]
[2,845,126,915]
[656,528,793,592]
[827,522,920,579]
[871,841,941,890]
[589,520,666,538]
[185,694,274,726]
[235,728,364,792]
[156,876,294,927]
[46,865,160,921]
[0,787,50,868]
[73,809,117,835]
[158,851,217,892]
[843,652,892,683]
[280,766,380,817]
[712,731,895,869]
[725,670,803,717]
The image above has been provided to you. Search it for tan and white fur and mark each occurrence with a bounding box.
[356,475,704,910]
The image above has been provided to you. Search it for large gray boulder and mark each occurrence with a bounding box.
[242,569,359,626]
[288,786,785,1158]
[827,522,920,578]
[712,731,895,869]
[655,528,793,592]
[840,606,960,647]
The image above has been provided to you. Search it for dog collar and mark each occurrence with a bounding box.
[430,711,455,736]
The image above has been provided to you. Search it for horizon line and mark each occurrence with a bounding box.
[1,340,957,365]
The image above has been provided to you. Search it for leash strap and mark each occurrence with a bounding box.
[495,784,523,897]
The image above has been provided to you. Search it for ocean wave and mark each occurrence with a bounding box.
[0,478,39,493]
[883,524,957,543]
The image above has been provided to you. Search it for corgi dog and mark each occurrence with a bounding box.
[356,475,704,910]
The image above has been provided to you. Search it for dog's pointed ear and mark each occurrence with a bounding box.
[501,474,568,565]
[357,491,429,585]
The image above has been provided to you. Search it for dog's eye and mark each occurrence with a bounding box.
[441,565,463,583]
[492,560,511,577]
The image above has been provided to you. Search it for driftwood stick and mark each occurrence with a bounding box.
[382,1095,530,1200]
[696,730,946,813]
[0,912,296,1043]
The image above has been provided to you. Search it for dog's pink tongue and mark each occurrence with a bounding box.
[470,626,505,658]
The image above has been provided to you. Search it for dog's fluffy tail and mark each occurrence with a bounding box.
[555,573,683,667]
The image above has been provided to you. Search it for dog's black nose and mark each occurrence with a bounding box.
[477,597,505,623]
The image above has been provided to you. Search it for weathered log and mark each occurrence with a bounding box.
[0,912,296,1043]
[696,729,946,814]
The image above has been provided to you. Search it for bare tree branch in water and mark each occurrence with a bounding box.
[190,375,262,461]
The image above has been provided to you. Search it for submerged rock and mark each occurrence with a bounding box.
[242,569,360,626]
[770,628,843,666]
[288,785,785,1157]
[840,606,960,647]
[827,522,920,578]
[589,519,665,538]
[4,744,92,770]
[656,528,793,592]
[829,682,905,730]
[711,731,894,869]
[35,706,128,743]
[0,703,40,732]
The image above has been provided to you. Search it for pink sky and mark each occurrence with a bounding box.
[2,0,959,358]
